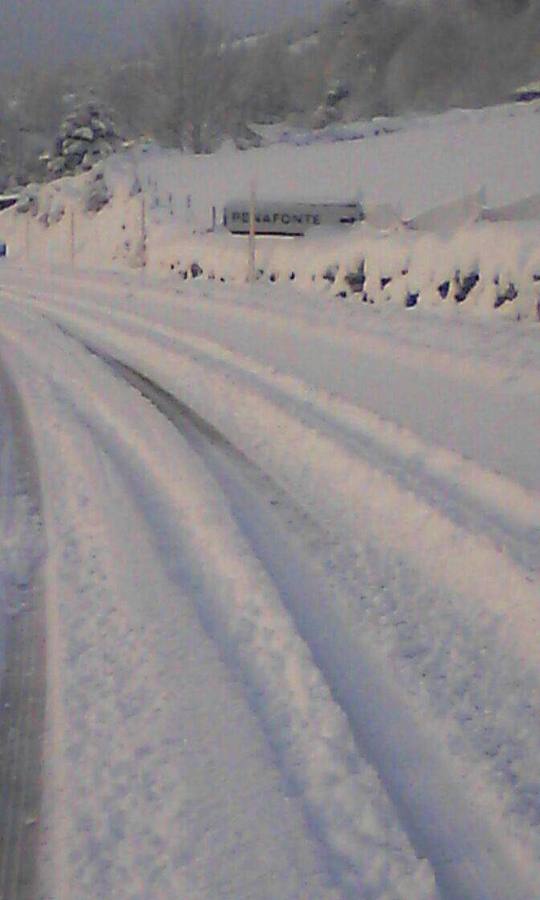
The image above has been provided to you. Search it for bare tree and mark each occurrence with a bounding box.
[100,60,157,137]
[322,0,540,118]
[150,1,229,153]
[235,35,294,123]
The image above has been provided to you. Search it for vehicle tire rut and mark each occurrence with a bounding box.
[0,353,46,900]
[96,350,538,900]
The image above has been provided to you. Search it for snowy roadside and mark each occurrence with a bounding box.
[2,99,540,319]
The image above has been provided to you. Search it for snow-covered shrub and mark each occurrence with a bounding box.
[45,101,121,179]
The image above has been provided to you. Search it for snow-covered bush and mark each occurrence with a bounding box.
[44,101,121,179]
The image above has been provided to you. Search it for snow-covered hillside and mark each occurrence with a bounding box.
[2,100,540,320]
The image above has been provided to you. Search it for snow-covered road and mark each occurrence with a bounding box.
[0,264,539,899]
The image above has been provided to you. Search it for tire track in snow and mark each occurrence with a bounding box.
[5,288,540,870]
[5,285,538,575]
[46,304,540,652]
[13,292,525,899]
[10,292,539,654]
[0,325,338,899]
[0,354,46,900]
[90,327,540,865]
[110,305,540,571]
[0,311,437,900]
[101,356,540,900]
[3,282,540,895]
[41,407,332,899]
[4,265,540,396]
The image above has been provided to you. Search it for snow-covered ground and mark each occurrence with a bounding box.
[2,100,540,319]
[0,101,539,899]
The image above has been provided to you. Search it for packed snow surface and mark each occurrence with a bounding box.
[0,260,538,898]
[0,100,539,899]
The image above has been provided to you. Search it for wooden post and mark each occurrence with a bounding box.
[25,214,30,263]
[247,183,256,284]
[70,209,75,269]
[140,194,147,274]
